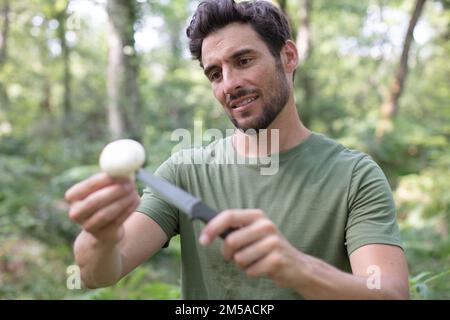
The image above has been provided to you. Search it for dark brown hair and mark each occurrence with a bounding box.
[186,0,293,63]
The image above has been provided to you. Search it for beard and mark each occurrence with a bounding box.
[228,61,290,134]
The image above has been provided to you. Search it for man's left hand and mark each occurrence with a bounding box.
[199,209,305,288]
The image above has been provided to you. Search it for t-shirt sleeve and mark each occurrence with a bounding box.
[135,155,180,247]
[345,155,403,256]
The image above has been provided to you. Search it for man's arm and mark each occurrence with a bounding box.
[200,209,410,299]
[66,173,167,288]
[291,244,409,299]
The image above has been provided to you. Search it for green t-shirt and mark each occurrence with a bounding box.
[136,132,403,299]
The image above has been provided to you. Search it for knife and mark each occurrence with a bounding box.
[137,168,233,239]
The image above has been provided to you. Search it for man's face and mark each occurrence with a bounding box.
[201,23,290,132]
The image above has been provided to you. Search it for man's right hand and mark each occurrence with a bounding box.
[65,172,140,244]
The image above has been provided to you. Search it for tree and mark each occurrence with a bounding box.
[295,0,313,127]
[275,0,314,127]
[0,0,8,64]
[106,0,141,140]
[297,0,312,66]
[0,0,10,110]
[55,0,72,119]
[276,0,297,40]
[375,0,427,141]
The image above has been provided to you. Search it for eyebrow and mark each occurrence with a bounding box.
[203,48,257,77]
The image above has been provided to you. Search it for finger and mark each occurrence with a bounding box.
[68,181,135,224]
[112,194,141,227]
[65,172,128,202]
[83,191,137,234]
[200,209,264,245]
[222,218,278,260]
[92,197,140,243]
[232,235,280,269]
[245,251,284,279]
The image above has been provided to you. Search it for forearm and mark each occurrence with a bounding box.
[74,230,123,288]
[295,254,407,299]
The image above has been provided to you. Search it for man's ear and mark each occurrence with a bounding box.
[281,40,299,74]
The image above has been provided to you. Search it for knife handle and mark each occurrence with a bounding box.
[191,202,236,239]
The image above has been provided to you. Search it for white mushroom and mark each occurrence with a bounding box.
[99,139,146,179]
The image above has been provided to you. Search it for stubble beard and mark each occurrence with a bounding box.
[230,62,290,135]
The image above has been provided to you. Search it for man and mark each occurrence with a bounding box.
[65,0,409,299]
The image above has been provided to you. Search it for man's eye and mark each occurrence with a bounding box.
[239,58,252,66]
[209,71,221,81]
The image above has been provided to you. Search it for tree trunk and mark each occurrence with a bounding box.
[40,78,52,114]
[277,0,287,12]
[375,0,427,141]
[106,17,124,139]
[38,19,52,115]
[106,0,141,140]
[0,0,10,110]
[296,0,313,128]
[0,0,9,64]
[57,7,72,118]
[296,0,312,65]
[276,0,298,41]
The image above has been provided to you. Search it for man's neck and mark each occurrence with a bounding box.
[232,101,310,158]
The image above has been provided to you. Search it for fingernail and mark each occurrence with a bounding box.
[199,233,209,245]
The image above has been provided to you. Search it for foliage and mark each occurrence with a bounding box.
[0,0,449,299]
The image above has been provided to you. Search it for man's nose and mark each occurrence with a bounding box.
[222,68,243,96]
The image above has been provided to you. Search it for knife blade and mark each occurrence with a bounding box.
[137,169,233,239]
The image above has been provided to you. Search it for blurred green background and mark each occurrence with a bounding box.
[0,0,449,299]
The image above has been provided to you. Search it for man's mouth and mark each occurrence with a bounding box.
[231,95,259,111]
